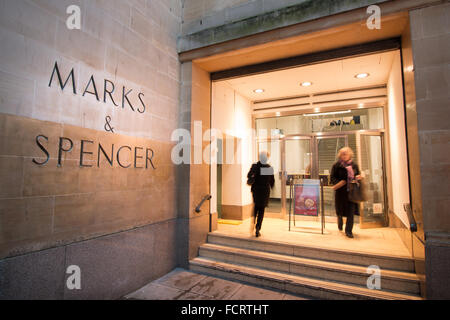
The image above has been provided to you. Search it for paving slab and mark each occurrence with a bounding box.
[125,283,185,300]
[124,269,311,300]
[154,268,207,291]
[227,284,285,300]
[190,276,243,299]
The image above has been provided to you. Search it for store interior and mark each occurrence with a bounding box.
[209,49,412,251]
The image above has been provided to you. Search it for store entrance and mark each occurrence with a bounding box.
[212,47,413,244]
[257,116,387,229]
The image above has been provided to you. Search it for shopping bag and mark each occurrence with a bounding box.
[348,179,368,203]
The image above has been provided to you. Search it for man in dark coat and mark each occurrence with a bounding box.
[247,151,275,237]
[330,147,361,238]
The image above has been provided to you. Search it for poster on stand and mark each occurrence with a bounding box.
[294,180,320,216]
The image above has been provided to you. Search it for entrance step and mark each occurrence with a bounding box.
[199,243,420,295]
[207,233,415,272]
[189,232,422,300]
[190,257,421,300]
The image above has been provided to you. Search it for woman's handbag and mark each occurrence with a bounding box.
[348,179,368,203]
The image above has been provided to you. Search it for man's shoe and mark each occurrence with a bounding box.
[255,230,261,237]
[338,225,343,231]
[345,232,354,238]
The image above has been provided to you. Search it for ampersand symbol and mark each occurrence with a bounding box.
[104,116,114,133]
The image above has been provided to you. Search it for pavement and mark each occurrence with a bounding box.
[124,268,311,300]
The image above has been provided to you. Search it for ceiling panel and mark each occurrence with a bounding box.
[224,51,396,102]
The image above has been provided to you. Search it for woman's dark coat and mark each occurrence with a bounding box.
[247,162,275,208]
[330,161,361,217]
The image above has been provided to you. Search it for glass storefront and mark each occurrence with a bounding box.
[255,107,387,228]
[256,107,384,136]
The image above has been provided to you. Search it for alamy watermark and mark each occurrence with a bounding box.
[366,265,381,290]
[170,121,279,168]
[367,5,381,30]
[66,5,81,30]
[66,265,81,290]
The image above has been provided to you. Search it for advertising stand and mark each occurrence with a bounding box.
[288,177,325,234]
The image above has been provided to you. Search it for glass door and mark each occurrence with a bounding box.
[357,132,388,228]
[281,136,312,215]
[257,139,282,213]
[315,135,347,216]
[277,130,387,226]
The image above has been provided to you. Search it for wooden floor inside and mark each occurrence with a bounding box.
[216,217,411,258]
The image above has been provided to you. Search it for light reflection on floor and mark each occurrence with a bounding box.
[216,217,411,257]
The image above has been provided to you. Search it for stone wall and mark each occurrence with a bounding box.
[182,0,305,35]
[0,0,182,299]
[179,0,391,52]
[409,2,450,299]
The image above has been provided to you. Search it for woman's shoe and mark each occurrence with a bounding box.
[345,232,354,238]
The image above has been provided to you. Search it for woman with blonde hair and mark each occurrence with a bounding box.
[330,147,361,238]
[247,151,275,237]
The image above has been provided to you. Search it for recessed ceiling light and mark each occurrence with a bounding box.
[253,89,264,93]
[301,81,313,87]
[355,73,370,79]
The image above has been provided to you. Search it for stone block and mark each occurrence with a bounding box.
[53,193,95,233]
[129,0,146,13]
[0,69,35,119]
[23,158,81,197]
[228,284,284,300]
[226,1,263,23]
[131,7,153,40]
[125,282,184,300]
[430,131,450,165]
[0,246,66,300]
[190,275,242,299]
[416,97,450,132]
[55,20,106,70]
[412,33,450,69]
[417,65,450,100]
[152,220,178,278]
[188,213,210,259]
[0,197,54,258]
[64,224,157,299]
[30,0,84,21]
[0,156,23,199]
[154,268,207,291]
[0,0,57,48]
[419,2,450,38]
[426,239,450,299]
[86,0,132,27]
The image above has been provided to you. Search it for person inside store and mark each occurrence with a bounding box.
[247,151,275,237]
[330,147,361,238]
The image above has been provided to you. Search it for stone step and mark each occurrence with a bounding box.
[190,257,422,300]
[207,232,415,272]
[199,243,421,295]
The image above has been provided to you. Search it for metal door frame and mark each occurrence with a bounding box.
[257,129,386,220]
[356,130,388,228]
[281,134,348,216]
[280,135,313,215]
